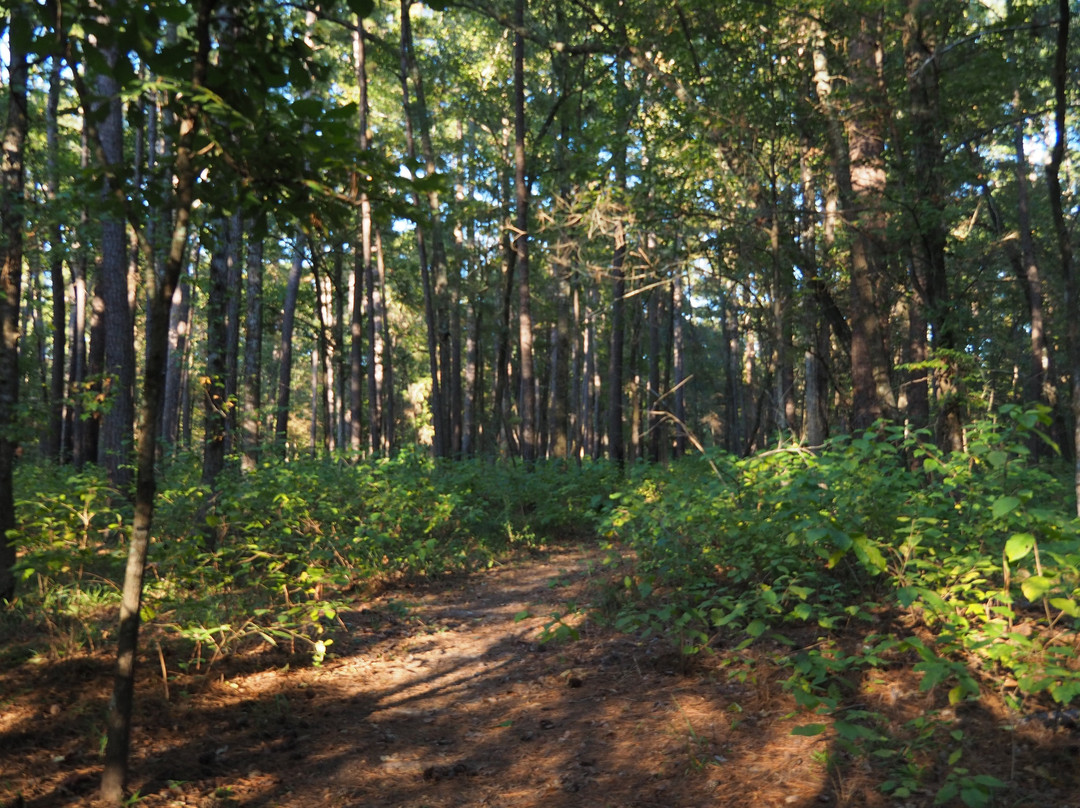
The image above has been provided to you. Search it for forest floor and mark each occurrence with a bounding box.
[2,542,1079,808]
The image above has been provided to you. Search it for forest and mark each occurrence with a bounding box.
[2,0,1080,805]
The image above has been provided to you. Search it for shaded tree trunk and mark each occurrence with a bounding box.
[671,271,687,457]
[92,29,137,490]
[45,56,66,461]
[352,20,372,457]
[1045,0,1077,511]
[274,234,304,456]
[241,235,263,472]
[0,3,28,601]
[513,0,536,464]
[99,2,215,798]
[199,218,238,549]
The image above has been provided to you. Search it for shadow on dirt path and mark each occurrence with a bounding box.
[2,544,1077,807]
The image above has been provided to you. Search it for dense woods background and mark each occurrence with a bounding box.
[1,0,1079,802]
[2,0,1076,488]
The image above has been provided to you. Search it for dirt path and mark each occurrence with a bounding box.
[2,544,1076,807]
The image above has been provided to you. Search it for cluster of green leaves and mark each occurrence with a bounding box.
[601,405,1078,805]
[8,451,613,666]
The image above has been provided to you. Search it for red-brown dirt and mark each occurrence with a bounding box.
[1,544,1078,807]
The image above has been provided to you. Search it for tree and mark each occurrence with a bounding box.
[0,2,29,603]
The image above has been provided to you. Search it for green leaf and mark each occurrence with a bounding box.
[1049,597,1080,618]
[960,787,991,808]
[1004,533,1036,562]
[852,535,887,573]
[790,723,827,736]
[992,495,1021,520]
[1021,575,1054,602]
[986,450,1010,469]
[745,619,768,638]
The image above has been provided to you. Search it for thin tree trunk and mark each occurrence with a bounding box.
[375,228,394,452]
[223,213,243,455]
[648,283,662,462]
[85,283,106,466]
[199,219,237,548]
[352,20,371,457]
[671,271,687,457]
[513,0,536,463]
[1012,98,1051,409]
[241,235,263,472]
[274,235,305,456]
[160,263,191,452]
[45,56,66,461]
[463,299,479,456]
[100,1,214,798]
[68,240,88,465]
[400,0,451,456]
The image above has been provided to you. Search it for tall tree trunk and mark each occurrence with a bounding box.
[352,20,372,457]
[223,213,243,455]
[647,283,662,462]
[493,169,517,458]
[606,57,637,466]
[375,228,394,451]
[99,2,214,798]
[513,0,536,464]
[274,234,305,456]
[904,0,960,448]
[84,283,106,466]
[1011,98,1051,410]
[45,56,66,461]
[310,244,336,453]
[241,235,263,472]
[1045,0,1077,512]
[671,271,687,457]
[0,3,28,601]
[199,218,237,549]
[160,262,191,452]
[463,298,480,456]
[92,24,137,490]
[812,18,895,430]
[845,17,895,429]
[68,236,89,465]
[399,0,447,456]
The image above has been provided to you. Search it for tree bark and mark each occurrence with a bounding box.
[199,218,238,549]
[352,21,372,457]
[274,234,305,456]
[88,10,137,491]
[399,0,447,456]
[241,235,263,472]
[1044,0,1076,512]
[513,0,536,464]
[671,271,687,457]
[0,2,28,601]
[99,2,215,798]
[45,56,66,462]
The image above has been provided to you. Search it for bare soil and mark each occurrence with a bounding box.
[2,543,1078,807]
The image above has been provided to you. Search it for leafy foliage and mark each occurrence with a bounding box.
[8,453,614,667]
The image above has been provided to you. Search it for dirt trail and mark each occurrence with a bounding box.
[2,544,1076,807]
